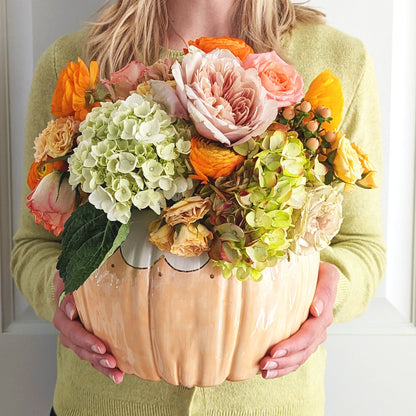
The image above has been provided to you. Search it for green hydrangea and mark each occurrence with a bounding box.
[68,93,194,223]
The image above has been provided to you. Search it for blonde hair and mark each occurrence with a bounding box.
[86,0,325,77]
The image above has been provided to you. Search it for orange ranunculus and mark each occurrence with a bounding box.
[303,69,344,131]
[189,137,245,183]
[187,37,254,61]
[27,158,68,190]
[51,57,100,121]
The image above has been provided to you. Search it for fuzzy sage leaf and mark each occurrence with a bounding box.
[57,202,128,294]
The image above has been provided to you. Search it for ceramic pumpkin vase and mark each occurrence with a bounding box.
[73,209,320,387]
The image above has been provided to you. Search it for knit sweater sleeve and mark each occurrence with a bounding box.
[319,47,386,323]
[10,31,86,322]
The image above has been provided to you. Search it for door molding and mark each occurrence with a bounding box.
[0,0,15,333]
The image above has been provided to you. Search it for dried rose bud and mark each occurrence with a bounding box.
[325,131,336,144]
[299,101,312,113]
[316,105,332,119]
[306,120,319,132]
[282,106,295,120]
[306,137,320,152]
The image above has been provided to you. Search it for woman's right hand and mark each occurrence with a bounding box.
[52,271,124,384]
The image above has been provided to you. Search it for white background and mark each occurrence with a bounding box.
[1,0,415,415]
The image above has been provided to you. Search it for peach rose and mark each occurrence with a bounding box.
[333,135,364,184]
[172,48,278,146]
[242,51,304,107]
[170,223,213,257]
[101,61,148,100]
[26,171,77,236]
[34,116,79,162]
[164,196,211,226]
[148,221,174,252]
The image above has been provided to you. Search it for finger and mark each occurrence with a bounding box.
[268,318,323,359]
[61,333,124,383]
[262,365,300,379]
[53,307,107,354]
[91,361,125,384]
[260,330,327,371]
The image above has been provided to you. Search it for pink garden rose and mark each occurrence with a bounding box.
[101,61,148,100]
[172,47,278,146]
[26,171,77,236]
[242,51,304,107]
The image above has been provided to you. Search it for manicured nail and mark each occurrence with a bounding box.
[65,303,76,320]
[312,299,324,317]
[99,359,111,368]
[110,374,122,384]
[91,344,104,354]
[265,369,278,379]
[272,349,287,359]
[262,360,278,371]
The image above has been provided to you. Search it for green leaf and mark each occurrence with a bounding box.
[57,202,126,294]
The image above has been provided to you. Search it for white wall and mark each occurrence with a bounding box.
[2,1,415,415]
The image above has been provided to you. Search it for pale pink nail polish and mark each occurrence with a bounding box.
[272,349,287,358]
[262,361,278,371]
[266,370,278,379]
[312,299,324,316]
[65,303,76,320]
[100,359,111,368]
[91,344,103,354]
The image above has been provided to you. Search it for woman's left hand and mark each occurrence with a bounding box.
[259,262,339,379]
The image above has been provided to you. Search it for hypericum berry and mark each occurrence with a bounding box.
[325,131,336,144]
[306,120,319,132]
[316,105,331,119]
[282,106,295,120]
[306,137,319,152]
[299,101,312,113]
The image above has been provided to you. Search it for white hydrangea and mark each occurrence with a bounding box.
[68,93,194,223]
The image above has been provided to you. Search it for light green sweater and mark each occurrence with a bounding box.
[11,23,385,416]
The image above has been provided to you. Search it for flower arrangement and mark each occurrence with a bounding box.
[26,37,376,292]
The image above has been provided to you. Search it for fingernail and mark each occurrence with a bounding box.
[99,359,111,368]
[91,344,104,354]
[262,361,278,371]
[110,374,122,384]
[65,303,76,320]
[312,299,324,317]
[272,349,287,359]
[265,370,278,379]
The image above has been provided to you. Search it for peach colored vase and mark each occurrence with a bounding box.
[73,211,320,388]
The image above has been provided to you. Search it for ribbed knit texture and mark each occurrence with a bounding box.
[11,22,385,415]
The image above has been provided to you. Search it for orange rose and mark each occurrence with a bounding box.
[351,142,377,188]
[304,69,344,131]
[332,135,364,184]
[187,37,254,61]
[189,137,245,183]
[51,58,100,121]
[27,158,68,190]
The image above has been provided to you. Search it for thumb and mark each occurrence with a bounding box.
[310,262,339,318]
[59,292,78,321]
